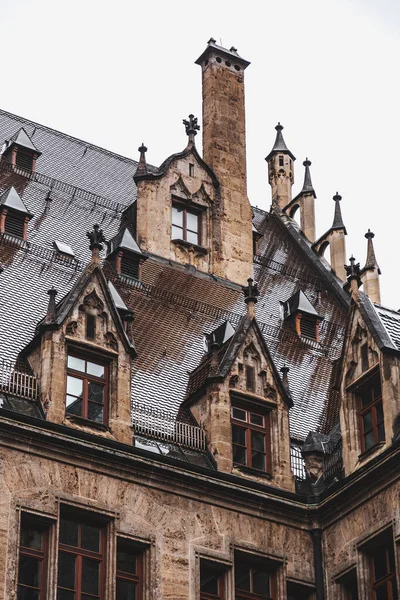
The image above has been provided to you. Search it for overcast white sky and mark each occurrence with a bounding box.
[2,0,400,307]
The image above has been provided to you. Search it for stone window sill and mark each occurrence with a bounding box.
[65,413,110,433]
[171,238,207,255]
[358,441,385,462]
[233,464,272,480]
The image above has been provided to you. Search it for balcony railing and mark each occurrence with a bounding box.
[132,403,207,451]
[0,359,39,401]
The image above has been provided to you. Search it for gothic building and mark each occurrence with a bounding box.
[0,39,399,600]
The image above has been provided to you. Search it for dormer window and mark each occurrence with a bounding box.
[66,354,108,425]
[283,290,323,342]
[172,205,200,245]
[0,186,33,240]
[231,405,271,473]
[106,228,147,281]
[1,127,41,173]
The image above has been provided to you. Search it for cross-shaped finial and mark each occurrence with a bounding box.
[242,277,260,305]
[87,224,106,252]
[183,114,200,144]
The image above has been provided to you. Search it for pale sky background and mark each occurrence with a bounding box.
[2,0,400,307]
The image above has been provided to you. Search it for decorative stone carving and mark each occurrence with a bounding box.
[105,331,118,352]
[66,320,78,335]
[83,290,104,313]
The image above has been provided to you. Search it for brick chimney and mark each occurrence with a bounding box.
[196,39,253,284]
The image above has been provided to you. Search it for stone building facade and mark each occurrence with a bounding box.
[0,40,399,600]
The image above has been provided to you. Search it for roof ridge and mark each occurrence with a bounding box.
[0,107,152,168]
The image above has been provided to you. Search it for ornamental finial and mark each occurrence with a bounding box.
[183,114,200,145]
[87,224,106,262]
[242,278,260,311]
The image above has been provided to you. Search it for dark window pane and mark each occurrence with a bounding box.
[18,587,41,600]
[60,519,79,547]
[88,402,103,423]
[81,524,100,552]
[378,422,385,442]
[232,425,246,445]
[252,451,266,471]
[81,558,100,595]
[373,552,388,580]
[376,401,384,424]
[232,408,246,421]
[200,567,220,593]
[57,591,75,600]
[117,549,137,575]
[233,445,246,465]
[66,397,83,417]
[251,430,265,452]
[250,413,264,426]
[375,584,388,600]
[20,526,43,551]
[86,315,96,340]
[18,556,41,587]
[360,389,373,407]
[116,579,137,600]
[246,365,255,391]
[364,431,375,450]
[87,382,104,404]
[253,569,270,594]
[235,564,250,591]
[363,411,373,432]
[58,552,76,589]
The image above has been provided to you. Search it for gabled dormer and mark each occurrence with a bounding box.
[1,127,41,173]
[106,227,147,281]
[283,290,323,342]
[339,286,400,475]
[184,280,294,490]
[21,225,136,444]
[0,186,33,240]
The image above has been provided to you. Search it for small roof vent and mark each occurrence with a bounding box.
[283,290,321,321]
[1,128,41,173]
[53,241,75,257]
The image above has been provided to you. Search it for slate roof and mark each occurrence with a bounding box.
[357,293,400,352]
[0,109,353,442]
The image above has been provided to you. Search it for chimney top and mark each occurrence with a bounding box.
[195,39,250,70]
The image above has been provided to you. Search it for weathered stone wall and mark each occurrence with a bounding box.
[321,476,400,599]
[0,434,314,600]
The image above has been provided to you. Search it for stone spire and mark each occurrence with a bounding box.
[242,277,259,318]
[345,255,362,295]
[361,230,381,304]
[301,158,315,196]
[265,123,295,210]
[45,287,58,324]
[331,193,346,232]
[183,114,200,146]
[87,224,106,264]
[135,143,148,176]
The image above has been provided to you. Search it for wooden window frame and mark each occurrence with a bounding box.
[234,561,276,600]
[57,514,106,600]
[231,404,271,474]
[356,371,384,454]
[369,543,397,600]
[171,202,202,246]
[18,514,49,600]
[200,560,226,600]
[116,538,144,600]
[66,352,109,426]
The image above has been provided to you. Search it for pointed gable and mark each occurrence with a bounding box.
[0,186,32,216]
[6,127,41,154]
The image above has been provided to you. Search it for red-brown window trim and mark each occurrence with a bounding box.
[200,560,226,600]
[171,197,205,246]
[57,511,107,600]
[18,514,50,600]
[116,538,144,600]
[66,351,110,426]
[231,403,272,474]
[368,536,397,600]
[234,553,277,600]
[355,371,384,454]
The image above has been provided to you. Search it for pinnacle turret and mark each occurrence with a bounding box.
[331,193,347,233]
[135,143,148,176]
[363,230,381,273]
[300,158,315,197]
[265,123,296,162]
[361,229,381,304]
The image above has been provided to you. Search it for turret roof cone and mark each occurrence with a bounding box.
[363,229,381,274]
[265,123,296,162]
[331,192,347,234]
[300,158,316,197]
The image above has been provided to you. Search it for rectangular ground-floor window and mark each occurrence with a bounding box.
[116,538,143,600]
[200,560,226,600]
[18,514,49,600]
